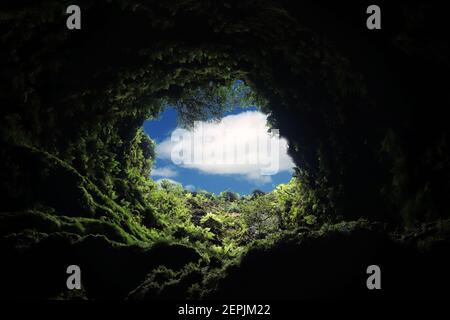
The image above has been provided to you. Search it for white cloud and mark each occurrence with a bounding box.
[156,111,295,185]
[151,166,178,178]
[184,184,196,192]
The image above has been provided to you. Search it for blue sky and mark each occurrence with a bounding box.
[143,106,294,195]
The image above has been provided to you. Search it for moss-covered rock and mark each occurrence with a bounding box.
[203,220,450,299]
[0,230,202,299]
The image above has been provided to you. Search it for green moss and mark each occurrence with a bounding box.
[0,210,138,244]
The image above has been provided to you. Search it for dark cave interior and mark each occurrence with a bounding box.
[0,0,449,300]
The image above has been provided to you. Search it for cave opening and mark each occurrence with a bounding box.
[143,80,295,195]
